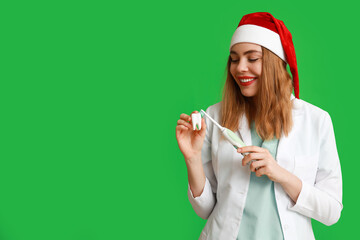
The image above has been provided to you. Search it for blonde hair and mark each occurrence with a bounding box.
[221,47,293,140]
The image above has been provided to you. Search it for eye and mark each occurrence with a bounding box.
[248,58,259,62]
[230,58,239,63]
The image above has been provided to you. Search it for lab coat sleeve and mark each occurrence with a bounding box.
[187,107,217,219]
[288,112,343,226]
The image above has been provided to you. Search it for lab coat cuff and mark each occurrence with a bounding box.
[188,177,212,202]
[187,177,216,219]
[288,179,311,212]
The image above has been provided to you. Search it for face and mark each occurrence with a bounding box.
[229,43,263,97]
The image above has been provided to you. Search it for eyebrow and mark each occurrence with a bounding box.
[230,50,262,55]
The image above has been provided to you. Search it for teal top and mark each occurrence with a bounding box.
[237,121,284,240]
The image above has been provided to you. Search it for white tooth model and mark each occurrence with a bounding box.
[191,113,202,130]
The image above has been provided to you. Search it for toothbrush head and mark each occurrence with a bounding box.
[199,109,224,131]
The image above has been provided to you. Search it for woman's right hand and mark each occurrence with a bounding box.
[175,111,206,163]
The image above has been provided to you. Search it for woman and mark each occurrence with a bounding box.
[175,12,343,240]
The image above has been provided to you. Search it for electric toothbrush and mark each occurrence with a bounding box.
[200,109,249,156]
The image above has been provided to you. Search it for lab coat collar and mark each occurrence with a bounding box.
[290,93,295,101]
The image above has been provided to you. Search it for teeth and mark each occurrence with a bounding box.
[240,78,256,83]
[191,113,202,131]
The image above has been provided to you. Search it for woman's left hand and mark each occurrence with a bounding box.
[238,146,287,183]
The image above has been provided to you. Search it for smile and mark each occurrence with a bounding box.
[239,78,256,83]
[237,77,257,86]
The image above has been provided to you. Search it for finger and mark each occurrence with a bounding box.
[180,113,191,122]
[238,145,267,154]
[242,152,266,166]
[177,119,193,129]
[176,125,190,132]
[250,160,266,172]
[199,117,206,136]
[255,167,267,177]
[238,145,265,153]
[176,125,188,140]
[176,125,191,137]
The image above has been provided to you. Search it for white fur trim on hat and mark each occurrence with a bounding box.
[229,24,286,63]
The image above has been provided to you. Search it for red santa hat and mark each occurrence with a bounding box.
[230,12,299,99]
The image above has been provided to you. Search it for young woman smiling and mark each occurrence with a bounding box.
[175,12,342,240]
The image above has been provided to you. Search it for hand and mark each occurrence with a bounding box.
[176,111,206,163]
[238,146,287,183]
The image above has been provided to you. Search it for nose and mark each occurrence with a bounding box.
[236,59,248,73]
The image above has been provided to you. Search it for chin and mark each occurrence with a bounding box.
[240,90,257,98]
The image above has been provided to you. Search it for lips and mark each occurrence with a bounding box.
[237,76,257,86]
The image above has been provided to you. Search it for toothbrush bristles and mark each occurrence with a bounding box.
[200,109,223,130]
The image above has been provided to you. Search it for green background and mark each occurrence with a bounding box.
[0,0,358,239]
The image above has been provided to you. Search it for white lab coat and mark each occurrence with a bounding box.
[188,95,343,240]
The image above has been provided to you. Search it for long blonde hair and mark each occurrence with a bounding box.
[221,47,293,140]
